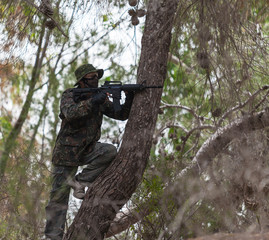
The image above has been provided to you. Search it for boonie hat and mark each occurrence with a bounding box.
[74,64,104,86]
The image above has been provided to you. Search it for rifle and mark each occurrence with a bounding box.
[72,81,163,112]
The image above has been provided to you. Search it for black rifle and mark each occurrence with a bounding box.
[72,81,162,112]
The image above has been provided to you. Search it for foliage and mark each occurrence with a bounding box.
[0,0,145,238]
[0,0,269,239]
[117,0,269,239]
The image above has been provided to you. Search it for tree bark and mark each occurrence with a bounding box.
[63,0,179,239]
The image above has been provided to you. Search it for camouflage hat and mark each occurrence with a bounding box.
[74,64,104,86]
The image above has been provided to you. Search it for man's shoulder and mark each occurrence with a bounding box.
[60,88,75,105]
[61,88,75,98]
[63,88,74,94]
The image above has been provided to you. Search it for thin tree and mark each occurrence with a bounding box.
[0,21,51,179]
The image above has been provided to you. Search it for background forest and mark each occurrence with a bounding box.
[0,0,269,239]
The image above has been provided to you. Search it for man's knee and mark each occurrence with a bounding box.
[105,144,117,160]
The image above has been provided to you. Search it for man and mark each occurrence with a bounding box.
[45,64,134,240]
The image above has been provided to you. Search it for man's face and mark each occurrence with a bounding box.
[79,72,99,88]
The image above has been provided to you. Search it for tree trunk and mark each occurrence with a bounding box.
[63,0,179,239]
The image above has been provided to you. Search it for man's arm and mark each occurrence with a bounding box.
[101,91,134,121]
[60,89,101,121]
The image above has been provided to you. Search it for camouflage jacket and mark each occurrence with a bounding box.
[52,89,133,166]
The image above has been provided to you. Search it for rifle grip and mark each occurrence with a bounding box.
[113,99,122,112]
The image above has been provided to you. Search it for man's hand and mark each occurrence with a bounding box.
[92,91,107,105]
[125,90,135,100]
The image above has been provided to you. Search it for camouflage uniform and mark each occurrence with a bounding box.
[45,64,133,240]
[52,88,132,166]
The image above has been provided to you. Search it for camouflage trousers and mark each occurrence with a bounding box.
[44,142,117,240]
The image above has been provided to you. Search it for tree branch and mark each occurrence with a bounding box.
[188,231,269,240]
[167,52,194,73]
[217,85,269,126]
[105,206,150,238]
[22,0,68,38]
[178,110,269,178]
[160,101,202,122]
[104,110,269,237]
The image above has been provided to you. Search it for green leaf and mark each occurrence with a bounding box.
[0,116,12,136]
[102,14,108,22]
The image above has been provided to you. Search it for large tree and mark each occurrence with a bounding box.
[64,1,269,239]
[0,0,269,239]
[63,0,179,239]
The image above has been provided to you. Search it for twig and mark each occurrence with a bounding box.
[160,101,201,122]
[23,0,68,38]
[177,110,269,179]
[217,85,269,126]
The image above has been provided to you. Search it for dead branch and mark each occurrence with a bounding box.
[105,110,269,237]
[160,101,202,122]
[217,85,269,126]
[105,206,150,238]
[188,231,269,240]
[178,110,269,178]
[22,0,68,38]
[168,52,194,73]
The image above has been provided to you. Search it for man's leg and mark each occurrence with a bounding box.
[45,165,77,240]
[76,142,117,183]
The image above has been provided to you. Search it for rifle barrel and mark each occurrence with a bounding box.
[144,86,163,88]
